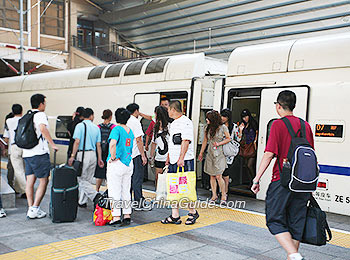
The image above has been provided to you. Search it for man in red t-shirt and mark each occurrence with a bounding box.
[251,90,314,260]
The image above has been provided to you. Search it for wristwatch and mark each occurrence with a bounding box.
[111,157,117,161]
[253,181,259,185]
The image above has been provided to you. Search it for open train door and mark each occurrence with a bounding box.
[256,86,309,200]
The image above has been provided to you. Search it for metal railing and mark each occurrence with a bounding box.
[71,35,143,62]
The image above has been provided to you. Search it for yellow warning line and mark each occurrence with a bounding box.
[1,193,350,259]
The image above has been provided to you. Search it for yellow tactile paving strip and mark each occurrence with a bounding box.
[1,186,350,259]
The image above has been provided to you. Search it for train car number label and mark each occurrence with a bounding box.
[315,124,343,138]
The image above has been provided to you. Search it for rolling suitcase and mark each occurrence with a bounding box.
[50,151,78,223]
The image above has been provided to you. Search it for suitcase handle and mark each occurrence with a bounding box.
[53,150,57,168]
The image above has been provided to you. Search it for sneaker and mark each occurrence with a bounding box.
[0,208,6,218]
[27,207,47,219]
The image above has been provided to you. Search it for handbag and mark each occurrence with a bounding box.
[98,190,111,210]
[302,196,332,246]
[239,142,256,158]
[166,167,197,202]
[223,139,240,158]
[73,122,87,177]
[156,166,168,201]
[93,205,112,226]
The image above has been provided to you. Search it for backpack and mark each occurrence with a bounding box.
[279,117,319,192]
[99,124,114,156]
[14,110,40,149]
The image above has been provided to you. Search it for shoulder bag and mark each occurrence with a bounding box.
[73,122,87,177]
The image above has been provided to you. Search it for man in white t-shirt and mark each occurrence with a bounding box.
[126,103,147,210]
[22,94,58,219]
[161,100,199,225]
[3,104,26,196]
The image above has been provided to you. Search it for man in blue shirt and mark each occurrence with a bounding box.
[68,108,103,207]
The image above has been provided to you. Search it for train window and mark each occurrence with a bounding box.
[145,58,169,74]
[88,66,106,79]
[124,60,147,76]
[105,63,124,78]
[55,116,72,139]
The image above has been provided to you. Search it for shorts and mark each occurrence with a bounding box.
[24,153,51,178]
[168,159,194,173]
[265,180,311,241]
[94,164,106,179]
[154,160,166,169]
[222,161,235,177]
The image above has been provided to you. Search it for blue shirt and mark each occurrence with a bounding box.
[107,126,134,166]
[73,120,101,151]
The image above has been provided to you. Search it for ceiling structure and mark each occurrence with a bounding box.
[92,0,350,60]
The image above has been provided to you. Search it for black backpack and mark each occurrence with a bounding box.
[15,110,40,149]
[99,123,113,156]
[279,117,319,192]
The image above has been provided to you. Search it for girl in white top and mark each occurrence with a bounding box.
[150,106,170,186]
[220,109,243,195]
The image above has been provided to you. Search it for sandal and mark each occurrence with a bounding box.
[185,210,199,225]
[161,215,182,225]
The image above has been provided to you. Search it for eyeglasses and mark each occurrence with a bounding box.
[274,101,281,105]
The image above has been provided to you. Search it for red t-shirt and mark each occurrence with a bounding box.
[145,120,155,137]
[265,116,314,182]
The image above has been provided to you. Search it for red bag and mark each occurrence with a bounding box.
[93,205,112,226]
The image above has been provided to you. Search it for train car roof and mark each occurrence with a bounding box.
[0,53,227,93]
[227,32,350,76]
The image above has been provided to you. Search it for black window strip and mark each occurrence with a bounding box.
[145,58,169,74]
[88,66,106,79]
[124,61,146,76]
[105,63,124,78]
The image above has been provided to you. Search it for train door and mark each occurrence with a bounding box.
[226,89,261,195]
[133,91,189,182]
[256,86,309,200]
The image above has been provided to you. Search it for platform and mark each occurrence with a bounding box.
[0,172,350,260]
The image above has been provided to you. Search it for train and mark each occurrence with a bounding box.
[0,32,349,216]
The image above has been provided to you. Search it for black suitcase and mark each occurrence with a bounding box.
[50,151,78,223]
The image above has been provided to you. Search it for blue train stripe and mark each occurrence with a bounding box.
[319,165,350,176]
[53,139,70,146]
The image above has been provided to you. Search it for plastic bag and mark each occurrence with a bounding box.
[166,167,197,202]
[156,166,168,201]
[93,205,112,226]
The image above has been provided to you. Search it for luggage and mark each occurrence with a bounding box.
[279,117,319,192]
[50,151,78,223]
[302,196,332,246]
[14,110,40,149]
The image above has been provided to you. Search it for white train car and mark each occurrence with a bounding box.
[0,53,226,181]
[214,33,350,216]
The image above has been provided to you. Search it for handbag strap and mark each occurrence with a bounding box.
[309,196,332,241]
[81,122,87,166]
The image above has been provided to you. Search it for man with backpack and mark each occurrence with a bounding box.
[19,94,58,219]
[251,90,315,260]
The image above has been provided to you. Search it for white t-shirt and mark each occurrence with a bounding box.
[152,130,169,162]
[3,116,21,154]
[126,115,144,159]
[168,115,194,164]
[22,110,50,158]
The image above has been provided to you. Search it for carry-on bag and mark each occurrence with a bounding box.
[302,196,332,246]
[50,151,79,223]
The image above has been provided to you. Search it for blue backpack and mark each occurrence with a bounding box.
[279,117,319,192]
